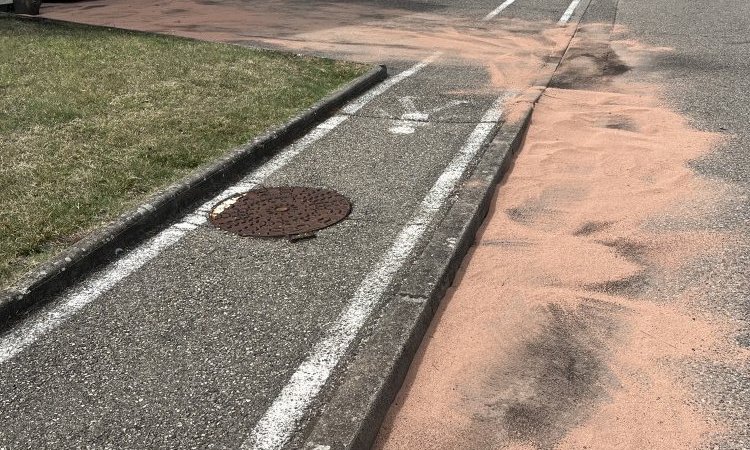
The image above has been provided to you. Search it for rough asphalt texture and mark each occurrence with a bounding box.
[2,0,747,449]
[2,0,572,447]
[617,1,750,446]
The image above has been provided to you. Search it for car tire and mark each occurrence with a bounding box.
[13,0,42,15]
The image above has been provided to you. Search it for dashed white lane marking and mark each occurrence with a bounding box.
[243,93,511,450]
[0,56,436,365]
[482,0,519,21]
[558,0,582,25]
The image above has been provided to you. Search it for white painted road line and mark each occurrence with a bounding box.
[482,0,519,21]
[0,56,436,365]
[243,93,511,450]
[340,52,441,116]
[0,227,186,364]
[559,0,582,25]
[0,119,338,365]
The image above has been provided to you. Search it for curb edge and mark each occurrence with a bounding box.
[0,61,387,324]
[299,9,590,446]
[301,100,535,450]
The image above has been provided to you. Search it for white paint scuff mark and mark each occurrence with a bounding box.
[559,0,582,25]
[210,194,242,218]
[340,52,441,116]
[388,97,469,135]
[482,0,519,21]
[243,94,511,450]
[0,56,437,365]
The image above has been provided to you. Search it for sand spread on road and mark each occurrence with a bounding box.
[34,4,747,445]
[41,0,570,90]
[375,30,748,449]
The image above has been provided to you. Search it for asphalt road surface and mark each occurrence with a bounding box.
[7,1,585,448]
[375,0,750,449]
[622,0,750,447]
[1,0,747,449]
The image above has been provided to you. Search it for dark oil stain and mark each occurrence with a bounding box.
[503,403,554,441]
[573,220,613,236]
[601,55,630,76]
[506,205,558,225]
[584,239,651,296]
[598,238,650,263]
[586,271,650,297]
[549,40,631,90]
[505,207,524,221]
[601,116,638,132]
[472,299,623,448]
[506,205,548,224]
[506,187,583,226]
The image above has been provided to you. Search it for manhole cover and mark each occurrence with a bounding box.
[209,186,351,237]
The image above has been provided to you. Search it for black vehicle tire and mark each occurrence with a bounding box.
[13,0,42,15]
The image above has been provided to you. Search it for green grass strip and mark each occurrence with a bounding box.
[0,17,366,288]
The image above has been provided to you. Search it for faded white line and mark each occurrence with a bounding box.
[482,0,518,21]
[558,0,582,25]
[340,52,441,115]
[0,57,436,365]
[244,94,511,450]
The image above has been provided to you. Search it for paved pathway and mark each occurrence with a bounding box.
[2,0,592,448]
[376,0,750,448]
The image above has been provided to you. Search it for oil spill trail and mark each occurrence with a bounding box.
[476,300,623,448]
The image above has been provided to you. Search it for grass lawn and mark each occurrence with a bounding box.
[0,17,367,288]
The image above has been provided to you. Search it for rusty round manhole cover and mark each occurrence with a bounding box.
[209,186,351,237]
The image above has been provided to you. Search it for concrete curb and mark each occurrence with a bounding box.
[299,7,589,447]
[0,61,387,325]
[300,102,534,450]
